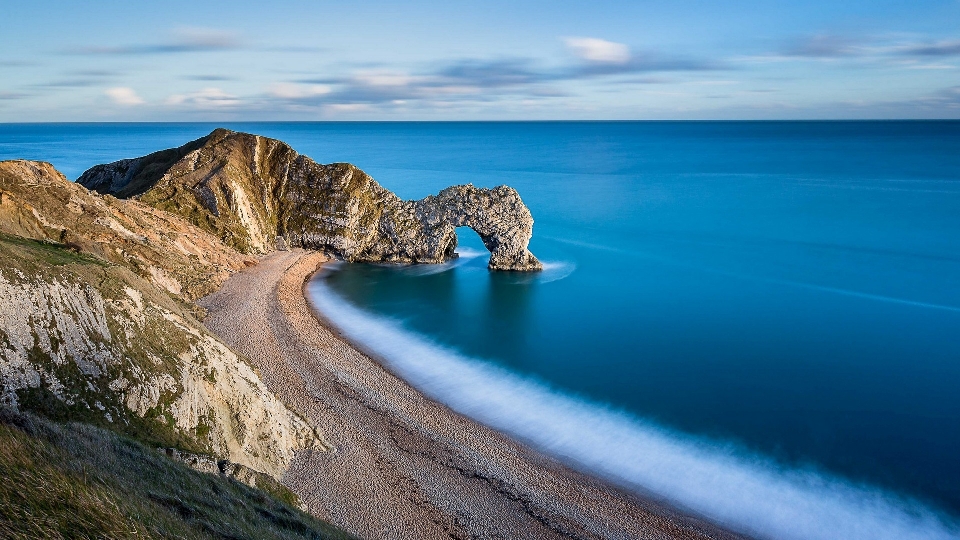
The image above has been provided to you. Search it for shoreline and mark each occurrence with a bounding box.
[200,250,747,540]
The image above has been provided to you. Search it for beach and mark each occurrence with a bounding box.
[198,249,745,540]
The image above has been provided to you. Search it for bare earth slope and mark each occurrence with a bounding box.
[200,250,748,540]
[0,159,253,301]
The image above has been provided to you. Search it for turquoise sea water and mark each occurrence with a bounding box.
[2,122,959,539]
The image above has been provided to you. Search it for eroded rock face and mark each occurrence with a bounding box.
[0,160,322,479]
[0,254,321,478]
[79,129,542,271]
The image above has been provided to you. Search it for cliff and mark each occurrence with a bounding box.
[79,128,543,271]
[0,160,323,479]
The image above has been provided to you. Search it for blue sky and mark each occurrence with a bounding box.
[2,0,959,120]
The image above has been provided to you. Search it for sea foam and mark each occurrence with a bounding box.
[308,279,960,540]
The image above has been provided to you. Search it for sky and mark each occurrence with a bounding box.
[1,0,959,121]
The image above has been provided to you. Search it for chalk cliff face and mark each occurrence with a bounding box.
[79,129,542,271]
[0,160,321,478]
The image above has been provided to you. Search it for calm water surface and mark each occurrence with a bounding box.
[3,122,959,538]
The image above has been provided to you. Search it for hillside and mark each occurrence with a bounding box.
[0,157,352,537]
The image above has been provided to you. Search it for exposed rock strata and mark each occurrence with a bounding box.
[0,160,323,479]
[79,129,542,271]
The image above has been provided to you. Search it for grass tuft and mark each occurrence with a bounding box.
[0,408,355,540]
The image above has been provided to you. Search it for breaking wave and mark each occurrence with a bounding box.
[307,279,960,540]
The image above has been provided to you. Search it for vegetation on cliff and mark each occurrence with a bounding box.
[0,408,353,540]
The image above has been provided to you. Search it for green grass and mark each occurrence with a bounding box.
[0,233,105,268]
[0,408,356,540]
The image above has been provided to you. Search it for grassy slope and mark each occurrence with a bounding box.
[0,407,354,540]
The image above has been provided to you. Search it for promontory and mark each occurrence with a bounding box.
[78,128,543,271]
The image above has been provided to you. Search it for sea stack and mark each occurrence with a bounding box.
[79,128,543,271]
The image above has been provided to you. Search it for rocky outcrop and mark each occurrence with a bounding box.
[0,160,323,479]
[79,129,542,271]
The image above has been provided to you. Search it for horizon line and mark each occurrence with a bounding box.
[3,118,960,125]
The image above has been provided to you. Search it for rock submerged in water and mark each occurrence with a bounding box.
[79,128,543,271]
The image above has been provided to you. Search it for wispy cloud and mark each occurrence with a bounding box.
[35,79,103,88]
[436,59,545,88]
[0,92,30,100]
[293,66,540,109]
[267,82,332,99]
[572,52,719,76]
[565,37,631,64]
[918,85,960,107]
[898,39,960,57]
[294,62,540,107]
[165,87,241,108]
[105,87,144,106]
[781,34,862,58]
[283,38,719,111]
[262,45,328,53]
[33,69,118,88]
[184,75,235,81]
[564,37,720,76]
[819,84,960,117]
[72,27,240,55]
[73,69,116,77]
[761,33,960,63]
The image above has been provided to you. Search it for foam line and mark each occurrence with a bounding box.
[308,280,959,540]
[536,260,576,283]
[453,247,487,259]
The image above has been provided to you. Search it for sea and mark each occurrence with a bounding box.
[2,121,959,540]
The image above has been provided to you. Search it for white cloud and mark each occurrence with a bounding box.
[325,103,372,112]
[105,87,144,106]
[353,71,421,87]
[165,87,240,108]
[268,82,331,99]
[564,37,631,64]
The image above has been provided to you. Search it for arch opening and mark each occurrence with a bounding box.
[454,226,489,260]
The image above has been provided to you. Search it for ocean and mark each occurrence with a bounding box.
[2,121,959,539]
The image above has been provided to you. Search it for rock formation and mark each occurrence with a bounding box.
[79,128,543,271]
[0,159,323,479]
